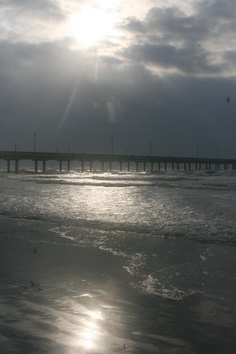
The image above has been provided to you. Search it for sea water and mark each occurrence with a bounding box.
[0,167,236,353]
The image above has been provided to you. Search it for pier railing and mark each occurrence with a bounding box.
[0,151,236,173]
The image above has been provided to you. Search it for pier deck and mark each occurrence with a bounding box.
[0,151,235,173]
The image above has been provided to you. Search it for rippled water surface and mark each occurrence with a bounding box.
[1,169,236,299]
[0,168,236,353]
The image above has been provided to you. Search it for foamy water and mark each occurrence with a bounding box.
[1,168,236,353]
[1,169,236,245]
[0,168,236,302]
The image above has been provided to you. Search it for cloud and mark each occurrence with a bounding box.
[120,43,223,75]
[1,38,235,156]
[145,6,208,44]
[0,0,65,21]
[118,1,236,76]
[199,0,236,20]
[120,16,147,33]
[0,0,66,43]
[0,1,236,156]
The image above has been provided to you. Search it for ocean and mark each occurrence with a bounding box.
[0,167,236,353]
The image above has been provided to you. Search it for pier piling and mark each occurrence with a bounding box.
[1,151,236,173]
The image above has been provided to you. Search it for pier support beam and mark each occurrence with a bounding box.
[35,160,38,173]
[43,160,46,173]
[3,152,236,174]
[15,160,19,174]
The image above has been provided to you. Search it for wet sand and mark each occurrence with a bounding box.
[0,224,236,353]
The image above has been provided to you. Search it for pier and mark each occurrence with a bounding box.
[0,151,236,173]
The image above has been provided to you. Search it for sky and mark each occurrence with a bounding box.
[0,0,236,158]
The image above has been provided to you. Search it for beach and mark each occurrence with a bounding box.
[0,170,236,353]
[1,217,236,354]
[1,0,236,351]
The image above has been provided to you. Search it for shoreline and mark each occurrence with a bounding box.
[1,220,236,353]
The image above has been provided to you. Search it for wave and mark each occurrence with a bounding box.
[1,211,235,247]
[1,170,236,248]
[12,171,236,192]
[141,274,199,301]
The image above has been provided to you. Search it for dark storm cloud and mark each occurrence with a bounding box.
[199,0,236,20]
[145,6,208,44]
[120,43,222,74]
[1,38,236,157]
[0,1,236,157]
[0,39,128,151]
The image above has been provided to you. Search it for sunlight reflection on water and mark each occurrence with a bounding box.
[51,298,107,352]
[80,310,104,350]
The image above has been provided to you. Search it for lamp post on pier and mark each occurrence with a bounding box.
[111,137,114,155]
[33,133,36,154]
[150,141,152,156]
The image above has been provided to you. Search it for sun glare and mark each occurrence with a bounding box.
[70,4,118,46]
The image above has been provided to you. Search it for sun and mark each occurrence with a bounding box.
[70,4,118,46]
